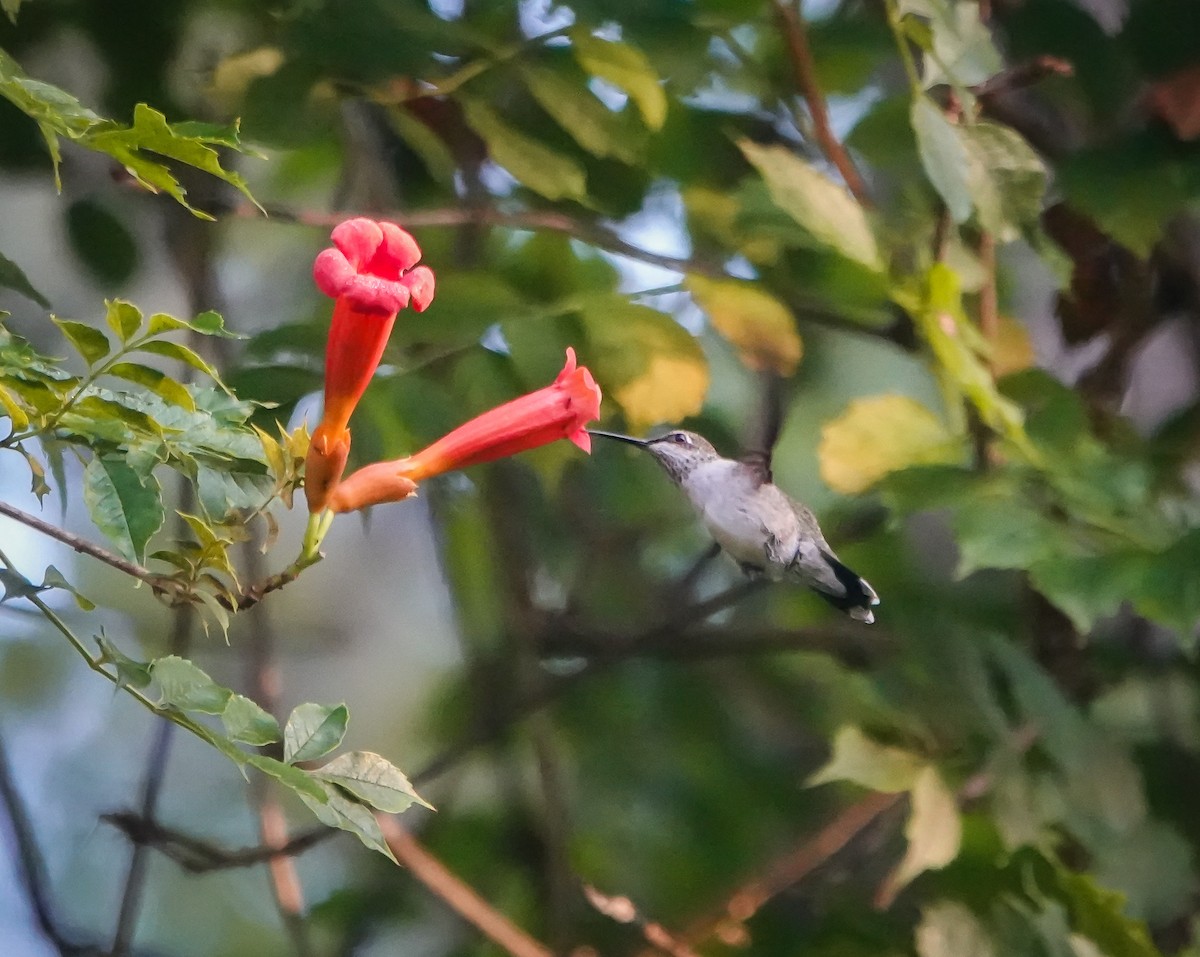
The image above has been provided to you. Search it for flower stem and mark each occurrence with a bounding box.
[299,510,334,567]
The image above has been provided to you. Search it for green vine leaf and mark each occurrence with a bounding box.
[298,780,396,862]
[83,454,163,563]
[284,702,349,765]
[316,751,431,814]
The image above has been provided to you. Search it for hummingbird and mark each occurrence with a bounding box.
[589,429,880,623]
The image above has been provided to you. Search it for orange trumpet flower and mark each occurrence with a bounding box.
[304,218,435,512]
[328,348,602,513]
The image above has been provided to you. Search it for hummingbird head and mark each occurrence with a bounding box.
[588,429,720,483]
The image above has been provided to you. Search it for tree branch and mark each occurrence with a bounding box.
[378,816,554,957]
[635,792,902,957]
[0,729,99,956]
[771,0,871,205]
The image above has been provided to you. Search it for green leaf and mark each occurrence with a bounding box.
[951,498,1062,578]
[915,901,994,957]
[136,339,222,384]
[106,362,196,412]
[316,751,431,814]
[147,310,241,339]
[298,780,396,862]
[684,275,802,376]
[0,251,49,308]
[151,655,232,714]
[571,31,667,130]
[104,299,142,343]
[739,140,882,271]
[519,61,642,164]
[899,0,1003,89]
[1052,867,1159,957]
[960,121,1047,240]
[83,454,163,562]
[386,108,457,186]
[41,565,95,610]
[284,702,349,764]
[0,567,44,603]
[52,318,110,367]
[912,97,972,223]
[461,97,587,201]
[85,105,260,219]
[94,634,151,689]
[221,694,281,746]
[808,726,924,792]
[2,1,25,25]
[818,395,963,495]
[580,298,708,431]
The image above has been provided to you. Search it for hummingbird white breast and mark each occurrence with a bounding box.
[681,459,800,576]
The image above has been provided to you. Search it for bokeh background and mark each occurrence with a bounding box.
[4,1,1200,955]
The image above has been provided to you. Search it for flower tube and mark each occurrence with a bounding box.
[328,348,601,513]
[304,218,435,512]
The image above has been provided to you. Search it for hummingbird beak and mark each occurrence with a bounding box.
[586,429,650,447]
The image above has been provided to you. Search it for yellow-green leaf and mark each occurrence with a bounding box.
[808,726,925,793]
[582,299,708,431]
[461,97,587,201]
[819,394,963,495]
[106,361,195,412]
[52,317,110,367]
[685,275,802,375]
[571,31,667,130]
[104,299,142,342]
[739,140,882,272]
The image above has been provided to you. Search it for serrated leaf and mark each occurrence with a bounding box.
[519,61,641,164]
[819,395,963,495]
[1052,866,1159,957]
[461,97,587,201]
[298,780,396,862]
[188,310,242,339]
[284,702,349,764]
[136,339,222,384]
[106,362,195,412]
[104,299,142,342]
[961,122,1047,240]
[571,31,667,130]
[808,726,924,792]
[52,318,110,367]
[221,694,281,746]
[685,275,802,376]
[581,299,708,431]
[951,498,1062,577]
[150,655,232,714]
[316,751,431,814]
[883,766,962,899]
[912,97,972,223]
[739,140,881,271]
[0,250,49,308]
[41,565,95,610]
[95,634,151,689]
[83,454,163,562]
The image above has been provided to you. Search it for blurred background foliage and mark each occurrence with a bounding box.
[3,0,1200,955]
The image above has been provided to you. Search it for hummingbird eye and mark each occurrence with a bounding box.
[669,432,692,446]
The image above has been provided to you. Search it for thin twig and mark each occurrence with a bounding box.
[111,601,193,957]
[0,729,98,956]
[771,0,870,204]
[103,813,331,872]
[635,792,902,957]
[0,498,310,612]
[583,884,701,957]
[411,579,767,786]
[378,816,554,957]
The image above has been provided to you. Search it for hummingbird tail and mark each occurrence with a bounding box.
[815,552,880,624]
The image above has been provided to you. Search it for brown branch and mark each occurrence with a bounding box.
[411,579,767,787]
[636,792,902,957]
[378,816,554,957]
[0,498,309,613]
[972,55,1073,102]
[103,813,331,872]
[583,884,700,957]
[771,0,871,205]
